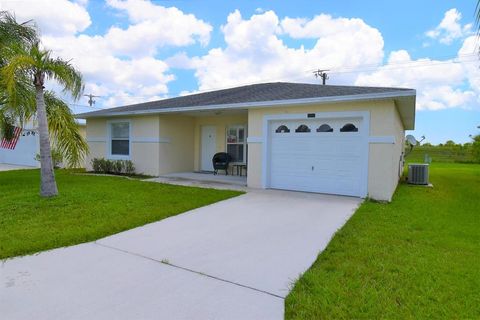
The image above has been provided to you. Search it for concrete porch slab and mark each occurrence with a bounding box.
[145,172,247,191]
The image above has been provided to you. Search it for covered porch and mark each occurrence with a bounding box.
[190,109,248,174]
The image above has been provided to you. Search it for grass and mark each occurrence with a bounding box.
[407,145,476,163]
[286,162,480,319]
[0,169,242,260]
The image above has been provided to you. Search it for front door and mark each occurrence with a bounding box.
[201,126,216,171]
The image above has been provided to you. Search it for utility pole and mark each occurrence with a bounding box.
[313,69,329,85]
[84,93,102,107]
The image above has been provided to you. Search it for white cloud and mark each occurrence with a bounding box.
[42,34,175,107]
[73,0,89,7]
[106,0,212,51]
[187,10,384,90]
[2,0,213,108]
[355,47,479,111]
[3,1,477,115]
[0,0,91,36]
[458,35,480,94]
[426,8,472,44]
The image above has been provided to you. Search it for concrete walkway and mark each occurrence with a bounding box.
[1,190,362,320]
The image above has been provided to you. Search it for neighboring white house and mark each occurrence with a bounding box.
[77,82,416,201]
[0,121,86,168]
[0,123,39,167]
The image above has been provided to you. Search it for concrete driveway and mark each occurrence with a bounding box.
[1,190,361,320]
[0,163,36,171]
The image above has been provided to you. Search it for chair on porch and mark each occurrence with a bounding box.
[212,152,231,175]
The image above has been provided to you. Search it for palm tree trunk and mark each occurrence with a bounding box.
[35,85,58,197]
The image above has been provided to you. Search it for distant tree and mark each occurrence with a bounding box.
[472,135,480,162]
[445,140,456,146]
[422,142,433,147]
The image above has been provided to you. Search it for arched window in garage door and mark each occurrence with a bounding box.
[316,124,334,132]
[340,123,358,132]
[295,124,311,133]
[275,125,290,133]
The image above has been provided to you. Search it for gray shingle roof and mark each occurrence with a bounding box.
[76,82,414,118]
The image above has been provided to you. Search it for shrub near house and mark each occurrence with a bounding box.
[91,158,135,175]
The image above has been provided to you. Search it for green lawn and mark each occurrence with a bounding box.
[0,169,242,260]
[286,163,480,319]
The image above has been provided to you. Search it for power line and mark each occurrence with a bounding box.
[306,52,478,74]
[66,53,479,110]
[328,57,479,75]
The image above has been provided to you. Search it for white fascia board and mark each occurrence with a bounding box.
[77,90,416,119]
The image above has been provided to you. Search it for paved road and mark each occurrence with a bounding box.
[1,189,361,320]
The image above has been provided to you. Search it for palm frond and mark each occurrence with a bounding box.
[44,57,84,101]
[0,112,15,140]
[0,11,37,50]
[44,91,88,168]
[0,72,36,120]
[1,50,36,107]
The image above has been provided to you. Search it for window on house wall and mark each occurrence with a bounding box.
[110,122,130,156]
[226,125,246,163]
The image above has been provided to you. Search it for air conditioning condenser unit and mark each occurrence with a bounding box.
[408,163,429,185]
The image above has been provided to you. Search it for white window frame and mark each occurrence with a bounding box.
[226,124,247,164]
[107,119,131,160]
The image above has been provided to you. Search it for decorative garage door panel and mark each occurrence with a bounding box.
[269,118,365,197]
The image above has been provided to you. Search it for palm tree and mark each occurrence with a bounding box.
[0,12,86,197]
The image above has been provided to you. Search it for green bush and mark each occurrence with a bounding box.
[91,158,135,175]
[35,148,63,168]
[112,160,123,174]
[124,160,135,175]
[91,158,104,172]
[103,159,114,173]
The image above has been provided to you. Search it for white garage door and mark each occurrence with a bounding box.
[268,117,367,197]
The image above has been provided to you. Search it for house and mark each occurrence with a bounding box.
[0,121,86,168]
[0,120,39,167]
[77,82,416,201]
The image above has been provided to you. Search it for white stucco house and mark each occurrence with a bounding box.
[77,82,416,201]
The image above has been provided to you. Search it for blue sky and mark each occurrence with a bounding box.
[1,0,479,144]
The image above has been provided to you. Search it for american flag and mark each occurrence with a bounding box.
[0,126,22,150]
